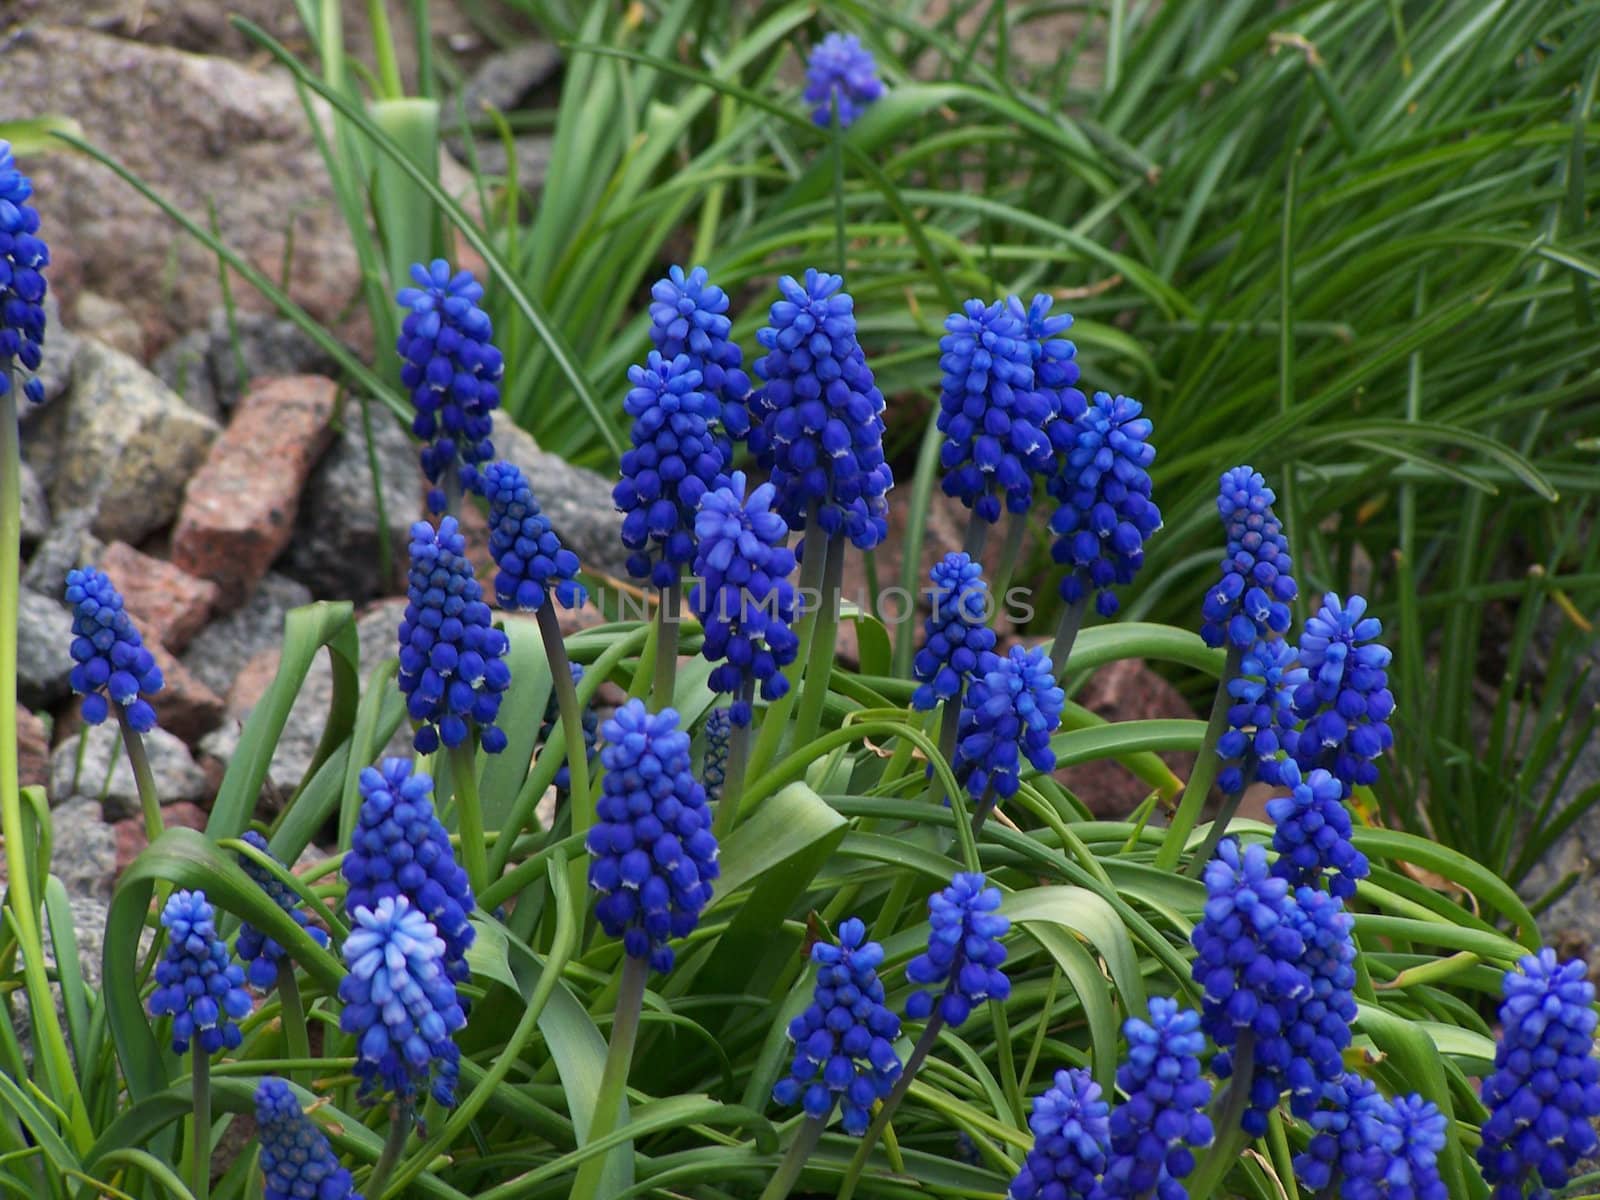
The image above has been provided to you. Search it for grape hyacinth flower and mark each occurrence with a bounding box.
[955,644,1064,806]
[1478,949,1600,1199]
[772,917,902,1135]
[1296,1075,1447,1200]
[236,831,329,991]
[396,260,502,512]
[803,32,884,129]
[1048,392,1162,618]
[614,350,729,588]
[344,759,476,990]
[936,298,1050,524]
[535,663,597,793]
[1098,997,1214,1200]
[483,459,587,612]
[1217,636,1301,795]
[702,706,731,805]
[0,140,49,406]
[586,701,719,973]
[690,471,799,725]
[398,517,511,754]
[905,872,1010,1026]
[1381,1093,1450,1200]
[1267,759,1370,900]
[340,895,466,1107]
[1010,293,1082,412]
[147,889,253,1055]
[648,264,751,435]
[749,268,894,550]
[911,552,998,711]
[65,566,164,732]
[1201,467,1298,649]
[1007,1067,1109,1200]
[1283,885,1358,1114]
[1284,593,1395,793]
[255,1078,362,1200]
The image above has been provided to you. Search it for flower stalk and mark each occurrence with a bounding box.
[447,741,488,896]
[791,533,845,748]
[759,1115,826,1200]
[569,953,648,1200]
[114,705,164,842]
[1157,643,1243,873]
[366,1101,413,1199]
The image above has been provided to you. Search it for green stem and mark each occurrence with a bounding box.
[1050,594,1088,681]
[367,1102,413,1198]
[838,1013,947,1200]
[570,954,649,1200]
[652,582,681,709]
[759,1115,826,1200]
[749,514,826,777]
[922,697,963,812]
[988,509,1029,607]
[114,707,164,842]
[712,682,754,840]
[448,742,488,896]
[538,603,592,906]
[277,962,312,1091]
[831,95,847,280]
[367,0,405,99]
[962,512,990,558]
[792,534,845,749]
[1187,1031,1255,1199]
[191,1051,211,1200]
[1185,790,1246,879]
[1153,644,1243,872]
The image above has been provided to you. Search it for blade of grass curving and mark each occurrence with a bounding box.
[42,877,92,1081]
[336,658,402,850]
[476,616,554,838]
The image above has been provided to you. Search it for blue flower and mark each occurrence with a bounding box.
[64,566,164,732]
[690,472,800,726]
[1007,1067,1109,1200]
[0,141,49,406]
[649,264,751,438]
[937,298,1051,524]
[147,889,252,1056]
[1267,759,1370,900]
[339,895,466,1107]
[702,706,731,805]
[1201,467,1298,649]
[483,460,587,612]
[586,701,719,973]
[1284,593,1394,793]
[749,269,894,551]
[905,872,1010,1026]
[396,260,502,513]
[536,663,597,793]
[1010,293,1082,402]
[772,917,901,1135]
[1190,840,1310,1136]
[236,831,329,991]
[344,759,476,991]
[955,645,1064,804]
[802,32,884,129]
[912,553,998,711]
[1048,392,1161,618]
[614,350,730,588]
[398,516,511,754]
[1282,885,1358,1116]
[1296,1076,1448,1200]
[1217,637,1302,795]
[1373,1094,1449,1200]
[1099,997,1214,1200]
[255,1077,362,1200]
[1479,949,1600,1200]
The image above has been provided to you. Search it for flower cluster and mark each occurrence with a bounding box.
[1010,293,1082,407]
[702,706,731,805]
[1296,1075,1447,1200]
[802,32,884,129]
[905,872,1010,1026]
[344,759,476,990]
[586,702,719,973]
[690,472,799,725]
[339,895,466,1107]
[772,917,902,1135]
[1007,1068,1109,1200]
[1098,997,1214,1200]
[398,516,511,754]
[955,645,1064,804]
[614,351,730,587]
[936,298,1053,523]
[648,264,751,435]
[1049,392,1162,617]
[1283,885,1358,1109]
[64,566,164,732]
[535,662,597,793]
[1267,759,1370,900]
[484,459,587,612]
[0,140,48,406]
[1284,592,1395,793]
[749,269,894,550]
[235,831,329,990]
[396,260,503,512]
[147,890,252,1056]
[1478,949,1600,1198]
[255,1078,361,1200]
[911,552,998,711]
[1201,467,1298,649]
[1216,636,1301,795]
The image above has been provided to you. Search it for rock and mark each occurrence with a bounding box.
[72,291,144,359]
[172,375,338,609]
[114,801,209,875]
[183,572,312,697]
[21,508,104,595]
[18,459,47,547]
[49,722,209,822]
[469,136,554,195]
[99,541,220,653]
[154,308,341,424]
[281,406,420,602]
[146,643,226,744]
[29,294,80,411]
[18,708,49,791]
[10,891,112,1072]
[45,799,118,902]
[16,587,72,709]
[456,39,562,115]
[46,340,220,544]
[495,422,631,581]
[1057,657,1198,819]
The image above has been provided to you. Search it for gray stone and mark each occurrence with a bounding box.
[12,893,115,1071]
[154,308,341,423]
[151,326,214,421]
[16,587,72,709]
[495,422,630,580]
[46,800,117,903]
[469,135,553,194]
[47,340,220,544]
[281,408,420,602]
[19,459,47,547]
[24,294,79,412]
[182,572,312,697]
[21,508,103,595]
[49,722,208,821]
[456,39,562,116]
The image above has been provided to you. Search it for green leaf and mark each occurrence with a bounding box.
[1352,828,1541,949]
[476,615,553,836]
